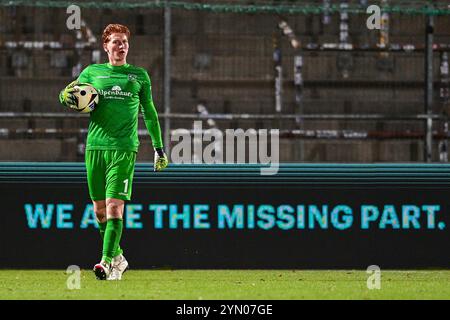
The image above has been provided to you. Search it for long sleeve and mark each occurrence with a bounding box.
[77,66,90,83]
[139,71,163,149]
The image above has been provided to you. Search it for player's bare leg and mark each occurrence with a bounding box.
[93,200,106,223]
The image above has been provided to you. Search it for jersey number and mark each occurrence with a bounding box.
[123,179,129,193]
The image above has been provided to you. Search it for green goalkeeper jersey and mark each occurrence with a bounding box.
[76,63,163,152]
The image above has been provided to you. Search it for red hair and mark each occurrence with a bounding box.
[102,24,131,43]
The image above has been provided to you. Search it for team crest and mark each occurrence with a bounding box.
[128,74,137,82]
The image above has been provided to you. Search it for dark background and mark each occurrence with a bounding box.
[2,181,449,269]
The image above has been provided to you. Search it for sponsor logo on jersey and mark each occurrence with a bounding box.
[98,85,132,98]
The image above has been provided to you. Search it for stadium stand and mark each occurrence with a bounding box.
[0,1,449,162]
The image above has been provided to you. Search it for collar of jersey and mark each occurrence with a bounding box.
[106,62,130,70]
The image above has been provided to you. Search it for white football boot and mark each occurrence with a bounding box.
[93,261,111,280]
[107,254,129,281]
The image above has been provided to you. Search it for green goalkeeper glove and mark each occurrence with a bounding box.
[59,80,80,108]
[154,148,169,172]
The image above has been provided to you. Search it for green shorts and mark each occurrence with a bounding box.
[85,150,137,201]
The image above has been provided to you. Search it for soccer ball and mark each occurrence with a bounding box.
[72,83,99,113]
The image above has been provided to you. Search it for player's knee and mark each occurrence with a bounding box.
[95,209,106,223]
[106,201,123,219]
[93,203,107,222]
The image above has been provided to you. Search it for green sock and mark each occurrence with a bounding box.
[98,221,123,258]
[101,219,123,264]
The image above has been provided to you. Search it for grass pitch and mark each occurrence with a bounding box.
[0,270,449,300]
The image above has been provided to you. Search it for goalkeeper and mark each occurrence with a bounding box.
[59,24,168,280]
